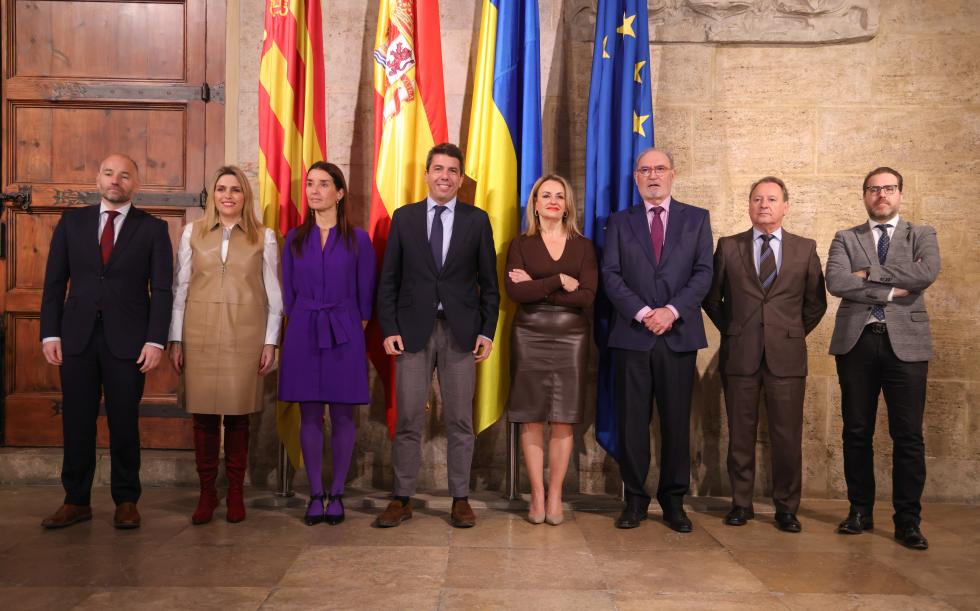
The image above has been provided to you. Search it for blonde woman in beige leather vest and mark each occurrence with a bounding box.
[168,166,283,525]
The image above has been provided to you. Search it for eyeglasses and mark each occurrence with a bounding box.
[636,165,672,177]
[864,185,899,195]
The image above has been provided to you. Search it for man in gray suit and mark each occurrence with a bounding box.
[826,166,940,550]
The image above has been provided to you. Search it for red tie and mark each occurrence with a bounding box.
[649,206,664,264]
[100,210,121,265]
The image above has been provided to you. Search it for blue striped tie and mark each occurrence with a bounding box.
[871,224,892,321]
[759,234,776,291]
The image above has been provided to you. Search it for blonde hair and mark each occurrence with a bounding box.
[523,174,582,239]
[199,165,260,244]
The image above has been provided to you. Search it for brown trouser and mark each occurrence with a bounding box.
[724,356,805,514]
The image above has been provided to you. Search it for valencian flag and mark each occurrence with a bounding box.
[368,0,448,437]
[258,0,327,466]
[584,0,654,460]
[466,0,542,433]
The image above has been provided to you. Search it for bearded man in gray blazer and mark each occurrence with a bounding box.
[826,167,940,550]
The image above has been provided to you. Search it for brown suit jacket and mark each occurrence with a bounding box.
[703,229,827,377]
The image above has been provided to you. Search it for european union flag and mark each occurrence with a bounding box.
[584,0,654,461]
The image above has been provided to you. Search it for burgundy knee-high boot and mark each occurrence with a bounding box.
[192,414,221,524]
[223,415,249,523]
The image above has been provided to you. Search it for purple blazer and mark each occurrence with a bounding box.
[278,225,376,404]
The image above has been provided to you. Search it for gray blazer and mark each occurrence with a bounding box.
[825,219,940,362]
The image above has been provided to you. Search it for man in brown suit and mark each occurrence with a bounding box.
[703,177,826,532]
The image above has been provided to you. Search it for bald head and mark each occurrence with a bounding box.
[97,154,140,207]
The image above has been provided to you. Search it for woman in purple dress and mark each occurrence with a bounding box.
[279,162,375,525]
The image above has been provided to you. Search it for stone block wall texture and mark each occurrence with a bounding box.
[235,0,980,502]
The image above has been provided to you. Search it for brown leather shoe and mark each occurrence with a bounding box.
[375,499,412,528]
[113,502,141,529]
[41,504,92,529]
[450,499,476,528]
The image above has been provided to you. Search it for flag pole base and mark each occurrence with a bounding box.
[251,443,305,509]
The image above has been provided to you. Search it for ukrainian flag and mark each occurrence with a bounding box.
[466,0,542,433]
[584,0,654,460]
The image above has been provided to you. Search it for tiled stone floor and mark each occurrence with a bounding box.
[0,485,978,610]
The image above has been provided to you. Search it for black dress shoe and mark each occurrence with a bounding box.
[724,506,754,526]
[837,511,874,534]
[895,524,929,550]
[664,510,693,533]
[775,512,802,533]
[615,508,647,529]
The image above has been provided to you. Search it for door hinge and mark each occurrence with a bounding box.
[200,82,225,104]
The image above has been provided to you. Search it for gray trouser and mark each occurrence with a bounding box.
[393,319,476,497]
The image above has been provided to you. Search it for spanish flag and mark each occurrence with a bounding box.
[466,0,542,433]
[367,0,448,437]
[258,0,327,466]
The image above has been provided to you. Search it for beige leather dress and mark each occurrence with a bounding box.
[181,222,268,415]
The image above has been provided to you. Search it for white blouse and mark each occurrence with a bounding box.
[168,224,283,344]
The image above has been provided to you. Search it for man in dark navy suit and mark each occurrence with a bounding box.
[375,143,499,529]
[39,153,173,530]
[602,148,713,532]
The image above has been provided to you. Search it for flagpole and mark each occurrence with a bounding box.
[251,443,304,509]
[506,421,519,500]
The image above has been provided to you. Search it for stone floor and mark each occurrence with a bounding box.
[0,485,978,610]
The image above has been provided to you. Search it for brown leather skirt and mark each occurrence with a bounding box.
[507,304,590,424]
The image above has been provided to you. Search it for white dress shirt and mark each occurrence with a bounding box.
[169,224,283,344]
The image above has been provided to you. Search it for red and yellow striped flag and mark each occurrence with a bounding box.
[366,0,448,437]
[258,0,326,466]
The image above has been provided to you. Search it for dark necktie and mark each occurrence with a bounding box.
[100,210,121,265]
[430,205,446,272]
[759,234,776,291]
[649,206,664,264]
[871,223,892,321]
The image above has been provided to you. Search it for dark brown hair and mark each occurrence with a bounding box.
[425,143,465,174]
[863,166,903,192]
[291,161,353,256]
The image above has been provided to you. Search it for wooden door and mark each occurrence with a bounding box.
[1,0,226,448]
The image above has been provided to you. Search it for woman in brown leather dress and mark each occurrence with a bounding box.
[168,166,283,524]
[505,174,597,525]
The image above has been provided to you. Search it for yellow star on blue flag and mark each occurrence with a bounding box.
[617,12,636,37]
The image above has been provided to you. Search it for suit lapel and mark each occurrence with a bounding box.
[658,201,686,269]
[105,207,143,270]
[885,218,911,263]
[626,205,657,269]
[409,201,438,275]
[736,230,764,293]
[442,203,471,275]
[768,231,799,295]
[855,222,877,266]
[83,205,104,269]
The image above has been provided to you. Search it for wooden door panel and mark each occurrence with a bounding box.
[2,0,224,448]
[8,315,59,393]
[11,104,191,188]
[13,1,187,81]
[5,399,195,449]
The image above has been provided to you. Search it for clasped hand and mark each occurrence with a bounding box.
[643,307,675,336]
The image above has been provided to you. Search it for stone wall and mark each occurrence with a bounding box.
[232,0,980,502]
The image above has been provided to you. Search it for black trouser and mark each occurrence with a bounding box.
[60,320,145,505]
[836,326,928,526]
[614,341,697,516]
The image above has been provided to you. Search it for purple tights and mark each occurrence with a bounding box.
[300,402,356,517]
